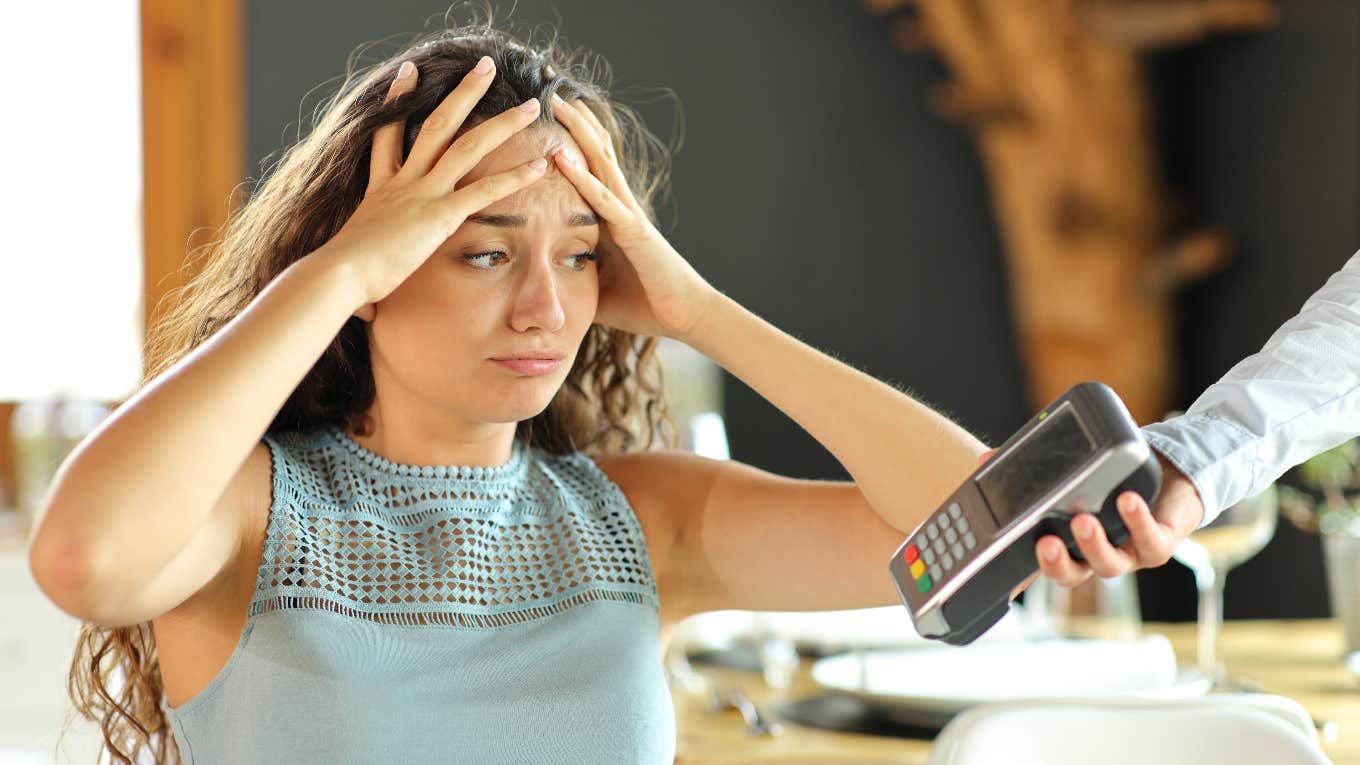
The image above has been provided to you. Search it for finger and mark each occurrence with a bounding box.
[1115,491,1177,568]
[1069,512,1135,578]
[369,61,419,185]
[551,147,634,225]
[403,55,499,176]
[446,156,549,223]
[550,95,636,207]
[567,96,617,159]
[978,448,997,465]
[1035,534,1093,588]
[429,97,542,190]
[550,96,612,171]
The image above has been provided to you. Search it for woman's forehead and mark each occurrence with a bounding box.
[482,177,593,222]
[455,126,594,221]
[457,125,585,185]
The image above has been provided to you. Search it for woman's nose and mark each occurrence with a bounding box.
[508,258,566,333]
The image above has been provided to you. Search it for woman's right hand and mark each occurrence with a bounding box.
[316,56,549,319]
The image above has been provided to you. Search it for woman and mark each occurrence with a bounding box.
[28,11,1172,765]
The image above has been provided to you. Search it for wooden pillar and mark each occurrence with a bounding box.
[2,2,242,523]
[140,0,246,374]
[0,404,13,511]
[868,0,1274,424]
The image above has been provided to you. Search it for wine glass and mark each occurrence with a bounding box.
[1171,483,1279,687]
[1023,570,1143,643]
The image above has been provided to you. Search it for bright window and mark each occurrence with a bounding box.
[1,2,143,402]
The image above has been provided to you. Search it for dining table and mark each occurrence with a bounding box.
[671,618,1360,764]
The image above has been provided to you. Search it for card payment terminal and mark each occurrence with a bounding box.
[889,381,1162,646]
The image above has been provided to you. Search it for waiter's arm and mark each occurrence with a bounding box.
[1041,248,1360,586]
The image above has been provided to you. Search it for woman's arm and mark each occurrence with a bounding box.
[28,253,364,624]
[546,96,987,503]
[32,60,549,625]
[547,96,991,614]
[680,290,988,535]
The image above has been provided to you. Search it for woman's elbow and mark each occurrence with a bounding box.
[28,517,100,622]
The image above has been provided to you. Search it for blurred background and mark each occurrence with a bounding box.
[3,0,1358,760]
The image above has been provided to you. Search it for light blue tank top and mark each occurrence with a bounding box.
[161,426,675,764]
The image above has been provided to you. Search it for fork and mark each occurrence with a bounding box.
[706,682,786,737]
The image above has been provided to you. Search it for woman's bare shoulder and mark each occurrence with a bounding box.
[589,449,721,510]
[587,449,724,548]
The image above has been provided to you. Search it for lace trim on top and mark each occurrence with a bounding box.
[249,427,659,629]
[331,426,527,481]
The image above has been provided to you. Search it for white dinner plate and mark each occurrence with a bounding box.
[810,635,1211,715]
[678,603,1030,655]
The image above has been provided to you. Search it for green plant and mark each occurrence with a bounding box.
[1279,438,1360,534]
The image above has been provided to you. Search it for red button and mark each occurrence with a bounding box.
[904,544,919,564]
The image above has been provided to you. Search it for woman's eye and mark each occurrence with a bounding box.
[462,251,507,269]
[461,250,595,271]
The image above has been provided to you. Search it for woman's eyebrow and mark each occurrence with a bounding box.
[465,212,600,227]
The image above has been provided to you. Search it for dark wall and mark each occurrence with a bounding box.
[246,1,1358,622]
[1140,0,1359,622]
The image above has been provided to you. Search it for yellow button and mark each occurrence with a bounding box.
[910,559,926,579]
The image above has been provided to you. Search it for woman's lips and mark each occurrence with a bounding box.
[490,357,562,375]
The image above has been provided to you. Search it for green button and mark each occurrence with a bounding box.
[917,575,933,593]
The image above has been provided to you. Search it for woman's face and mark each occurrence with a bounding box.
[365,125,599,428]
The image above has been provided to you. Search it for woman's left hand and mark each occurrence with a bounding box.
[549,94,717,339]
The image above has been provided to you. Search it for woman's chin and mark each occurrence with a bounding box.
[479,390,560,423]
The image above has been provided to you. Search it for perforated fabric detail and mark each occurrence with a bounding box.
[251,427,659,629]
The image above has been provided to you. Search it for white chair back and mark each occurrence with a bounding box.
[924,694,1331,765]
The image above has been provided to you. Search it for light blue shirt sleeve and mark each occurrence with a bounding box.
[1140,249,1360,529]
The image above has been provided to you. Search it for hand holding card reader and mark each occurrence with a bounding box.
[889,381,1162,646]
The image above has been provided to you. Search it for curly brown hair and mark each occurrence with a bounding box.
[62,6,680,763]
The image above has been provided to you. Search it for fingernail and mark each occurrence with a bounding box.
[397,61,414,80]
[527,157,547,170]
[1078,522,1095,540]
[474,56,493,75]
[519,97,540,113]
[1119,496,1134,515]
[552,92,566,105]
[1042,544,1059,562]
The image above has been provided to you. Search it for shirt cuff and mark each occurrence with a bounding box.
[1141,413,1261,529]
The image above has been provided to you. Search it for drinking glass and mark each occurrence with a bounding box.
[1024,571,1143,642]
[1171,484,1279,686]
[662,611,798,691]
